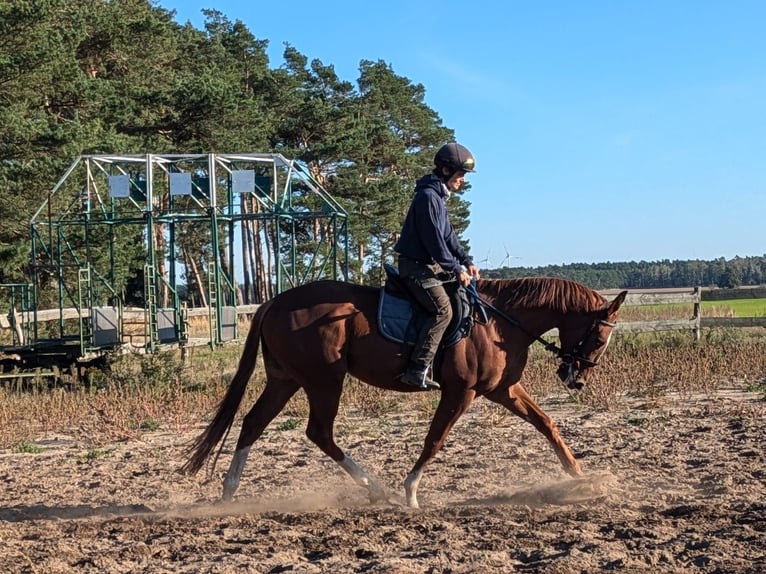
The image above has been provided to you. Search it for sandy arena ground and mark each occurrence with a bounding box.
[0,388,763,573]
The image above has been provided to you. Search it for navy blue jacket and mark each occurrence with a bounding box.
[394,173,473,274]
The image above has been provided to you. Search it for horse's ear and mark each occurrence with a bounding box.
[608,290,628,314]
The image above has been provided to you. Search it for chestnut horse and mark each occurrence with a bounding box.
[182,277,627,508]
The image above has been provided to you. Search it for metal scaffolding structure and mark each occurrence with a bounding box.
[0,153,349,379]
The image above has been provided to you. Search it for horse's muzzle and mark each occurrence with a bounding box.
[567,378,585,390]
[557,362,586,390]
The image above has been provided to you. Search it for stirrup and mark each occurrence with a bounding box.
[400,369,440,390]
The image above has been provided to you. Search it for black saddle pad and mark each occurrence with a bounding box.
[378,264,473,348]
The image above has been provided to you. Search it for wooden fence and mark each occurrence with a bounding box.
[600,286,766,339]
[2,287,765,345]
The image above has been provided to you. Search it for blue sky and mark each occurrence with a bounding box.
[159,0,765,269]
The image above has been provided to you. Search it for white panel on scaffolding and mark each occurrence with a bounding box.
[92,307,119,346]
[157,309,178,343]
[108,175,130,198]
[221,306,237,341]
[231,170,255,194]
[169,172,192,196]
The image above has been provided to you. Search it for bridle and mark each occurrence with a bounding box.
[560,317,616,368]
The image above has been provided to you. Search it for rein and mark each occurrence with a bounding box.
[465,282,564,357]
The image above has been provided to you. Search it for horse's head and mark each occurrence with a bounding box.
[556,290,628,390]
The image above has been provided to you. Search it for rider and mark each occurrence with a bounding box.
[394,142,481,390]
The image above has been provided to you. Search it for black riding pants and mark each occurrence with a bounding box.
[397,256,453,372]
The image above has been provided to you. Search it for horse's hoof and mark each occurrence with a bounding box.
[367,481,406,506]
[368,482,389,503]
[221,487,236,502]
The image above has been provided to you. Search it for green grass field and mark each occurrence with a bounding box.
[619,297,766,321]
[702,298,766,317]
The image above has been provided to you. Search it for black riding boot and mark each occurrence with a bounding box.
[400,366,440,390]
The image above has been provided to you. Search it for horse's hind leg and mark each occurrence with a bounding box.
[487,383,583,477]
[222,377,301,501]
[302,377,388,502]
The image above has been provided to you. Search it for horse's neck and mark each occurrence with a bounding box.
[479,293,561,337]
[511,307,562,337]
[479,279,599,339]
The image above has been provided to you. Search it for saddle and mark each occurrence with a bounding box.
[378,264,474,350]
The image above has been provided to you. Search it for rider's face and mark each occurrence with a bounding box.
[446,170,467,191]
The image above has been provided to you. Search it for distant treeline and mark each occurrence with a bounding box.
[483,255,766,290]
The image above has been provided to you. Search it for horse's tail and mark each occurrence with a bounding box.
[181,299,273,475]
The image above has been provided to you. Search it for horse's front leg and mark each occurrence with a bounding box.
[405,389,476,509]
[487,383,583,477]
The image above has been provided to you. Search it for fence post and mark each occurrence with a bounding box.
[692,286,701,341]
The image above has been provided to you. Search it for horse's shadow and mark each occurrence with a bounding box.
[0,503,154,522]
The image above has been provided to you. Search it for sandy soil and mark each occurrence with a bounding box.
[0,388,763,574]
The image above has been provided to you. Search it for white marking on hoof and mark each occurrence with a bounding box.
[222,446,250,501]
[404,469,423,509]
[337,455,371,487]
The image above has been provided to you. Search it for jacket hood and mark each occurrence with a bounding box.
[415,173,448,198]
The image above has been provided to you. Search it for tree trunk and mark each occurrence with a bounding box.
[153,222,169,307]
[217,223,231,305]
[184,248,207,308]
[9,307,24,345]
[240,195,252,305]
[263,220,273,300]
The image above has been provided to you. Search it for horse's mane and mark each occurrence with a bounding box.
[477,277,605,314]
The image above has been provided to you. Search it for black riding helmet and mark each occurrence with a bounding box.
[434,142,476,179]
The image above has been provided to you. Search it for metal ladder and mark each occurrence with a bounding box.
[208,260,219,348]
[78,266,93,354]
[144,264,159,351]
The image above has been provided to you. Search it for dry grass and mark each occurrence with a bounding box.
[1,326,764,450]
[574,329,766,409]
